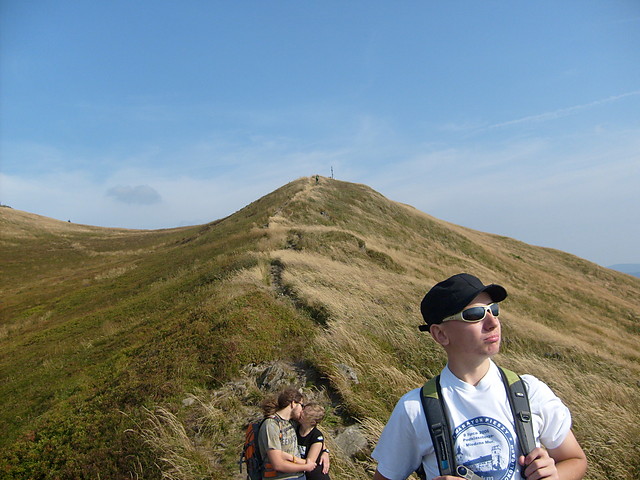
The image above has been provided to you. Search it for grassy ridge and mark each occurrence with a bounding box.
[0,182,317,476]
[1,177,639,479]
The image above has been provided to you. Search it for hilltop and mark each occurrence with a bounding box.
[1,176,638,479]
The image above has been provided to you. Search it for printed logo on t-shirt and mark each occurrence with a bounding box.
[453,416,517,480]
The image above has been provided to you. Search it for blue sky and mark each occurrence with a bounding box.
[1,1,639,267]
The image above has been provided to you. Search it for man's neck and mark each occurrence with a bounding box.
[275,407,292,421]
[447,357,492,386]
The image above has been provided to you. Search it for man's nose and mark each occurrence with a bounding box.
[483,310,499,329]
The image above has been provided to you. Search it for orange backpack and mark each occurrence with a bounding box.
[239,418,281,479]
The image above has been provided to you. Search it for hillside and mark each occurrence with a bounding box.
[1,177,638,480]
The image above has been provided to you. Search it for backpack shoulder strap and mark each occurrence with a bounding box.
[498,367,536,457]
[419,375,456,476]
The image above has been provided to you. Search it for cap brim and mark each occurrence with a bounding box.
[483,284,507,303]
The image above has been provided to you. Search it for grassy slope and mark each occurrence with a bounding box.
[0,180,316,477]
[0,177,638,479]
[269,179,640,479]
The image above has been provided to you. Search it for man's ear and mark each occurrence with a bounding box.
[430,324,450,346]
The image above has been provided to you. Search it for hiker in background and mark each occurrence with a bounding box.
[258,387,317,479]
[297,403,331,480]
[372,273,587,480]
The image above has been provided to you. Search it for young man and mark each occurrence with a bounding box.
[372,273,587,480]
[258,388,317,480]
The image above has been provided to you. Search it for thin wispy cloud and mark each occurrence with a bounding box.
[482,91,640,130]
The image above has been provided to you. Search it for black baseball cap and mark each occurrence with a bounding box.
[419,273,507,331]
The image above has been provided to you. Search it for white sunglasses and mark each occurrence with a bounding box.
[442,303,499,323]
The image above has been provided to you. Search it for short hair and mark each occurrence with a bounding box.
[261,387,305,416]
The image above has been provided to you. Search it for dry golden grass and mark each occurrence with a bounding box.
[129,406,215,480]
[1,177,638,479]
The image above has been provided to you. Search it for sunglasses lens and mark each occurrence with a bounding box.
[461,304,499,321]
[462,306,486,321]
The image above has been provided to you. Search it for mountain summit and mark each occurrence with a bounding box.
[1,176,638,479]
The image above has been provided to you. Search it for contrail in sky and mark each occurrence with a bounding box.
[484,90,640,130]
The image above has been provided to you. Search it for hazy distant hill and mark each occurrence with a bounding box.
[608,264,640,278]
[1,177,638,479]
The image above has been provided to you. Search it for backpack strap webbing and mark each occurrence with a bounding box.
[419,375,456,476]
[498,367,536,457]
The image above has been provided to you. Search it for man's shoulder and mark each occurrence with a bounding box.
[260,415,284,431]
[258,416,273,433]
[400,386,423,402]
[519,372,549,392]
[520,373,561,401]
[390,387,424,419]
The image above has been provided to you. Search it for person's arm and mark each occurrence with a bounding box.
[279,450,307,465]
[519,430,587,480]
[307,427,330,474]
[318,448,330,474]
[306,441,324,467]
[267,449,316,473]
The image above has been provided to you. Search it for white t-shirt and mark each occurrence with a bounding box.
[372,361,571,480]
